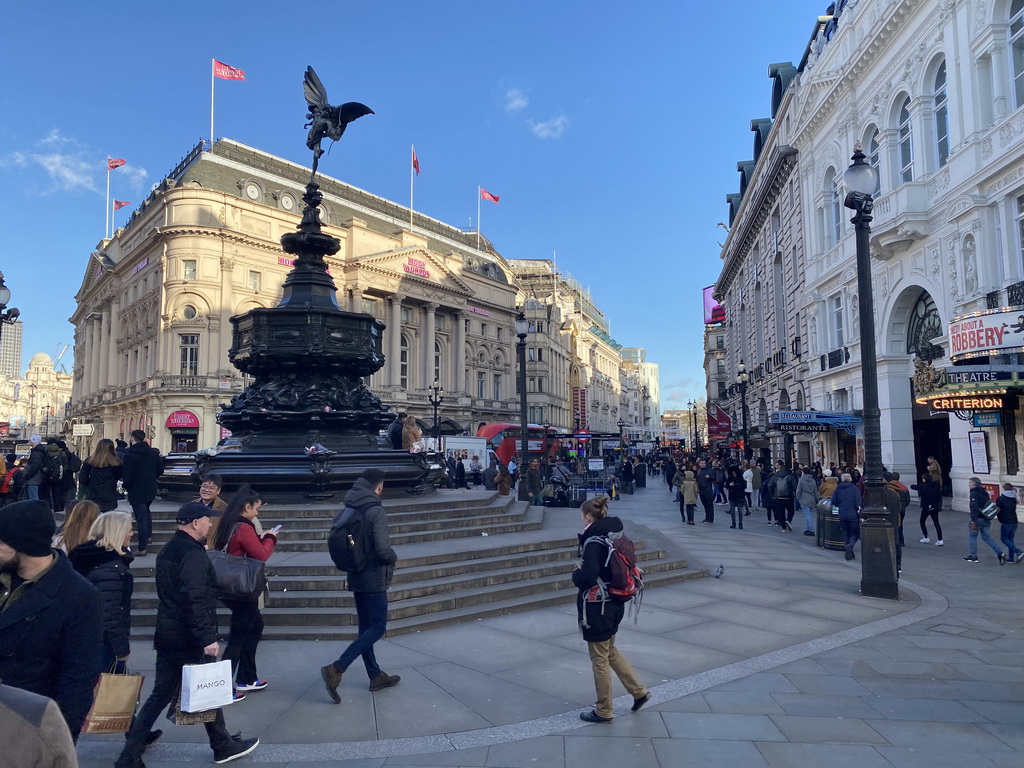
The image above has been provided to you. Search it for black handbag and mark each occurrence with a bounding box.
[207,524,267,601]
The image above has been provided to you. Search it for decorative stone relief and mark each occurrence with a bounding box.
[947,238,962,302]
[927,168,951,198]
[999,113,1024,147]
[984,163,1024,196]
[981,136,994,159]
[929,245,941,278]
[963,235,978,295]
[974,0,992,34]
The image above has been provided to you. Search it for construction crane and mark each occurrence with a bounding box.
[52,344,69,372]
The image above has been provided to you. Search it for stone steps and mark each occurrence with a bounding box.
[125,490,706,641]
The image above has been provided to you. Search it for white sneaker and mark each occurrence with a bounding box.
[919,537,930,544]
[935,540,943,546]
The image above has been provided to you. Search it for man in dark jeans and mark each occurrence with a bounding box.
[115,503,258,768]
[121,430,165,555]
[695,460,716,523]
[321,468,400,703]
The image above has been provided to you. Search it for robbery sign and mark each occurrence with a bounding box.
[949,306,1024,362]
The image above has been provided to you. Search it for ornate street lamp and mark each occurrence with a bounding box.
[736,361,750,462]
[427,378,444,441]
[616,418,627,448]
[515,311,530,500]
[687,398,699,456]
[0,272,21,348]
[844,143,898,600]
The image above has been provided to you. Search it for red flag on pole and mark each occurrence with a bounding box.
[213,60,246,80]
[412,148,420,175]
[113,200,131,210]
[480,189,500,203]
[107,158,126,170]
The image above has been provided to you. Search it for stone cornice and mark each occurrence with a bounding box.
[716,146,798,299]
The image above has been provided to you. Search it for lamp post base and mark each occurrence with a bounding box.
[860,515,898,599]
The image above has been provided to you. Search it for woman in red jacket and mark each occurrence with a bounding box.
[210,485,281,696]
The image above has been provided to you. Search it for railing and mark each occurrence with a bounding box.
[1008,280,1024,307]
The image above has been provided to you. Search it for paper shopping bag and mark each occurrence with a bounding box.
[180,659,233,712]
[82,671,144,734]
[167,689,218,725]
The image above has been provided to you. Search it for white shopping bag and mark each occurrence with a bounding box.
[180,659,233,713]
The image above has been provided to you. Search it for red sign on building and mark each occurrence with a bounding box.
[572,387,588,429]
[165,410,201,429]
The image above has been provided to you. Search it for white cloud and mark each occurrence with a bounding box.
[39,128,73,148]
[32,152,98,192]
[529,114,570,139]
[504,88,528,113]
[122,165,150,189]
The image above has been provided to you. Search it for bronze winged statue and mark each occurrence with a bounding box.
[303,66,374,179]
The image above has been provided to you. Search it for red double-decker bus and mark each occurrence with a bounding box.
[476,422,560,467]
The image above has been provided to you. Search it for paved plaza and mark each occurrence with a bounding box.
[77,484,1024,767]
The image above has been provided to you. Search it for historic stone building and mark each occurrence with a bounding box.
[713,0,1024,509]
[0,352,73,441]
[70,139,522,454]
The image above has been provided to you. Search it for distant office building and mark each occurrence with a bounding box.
[0,322,23,379]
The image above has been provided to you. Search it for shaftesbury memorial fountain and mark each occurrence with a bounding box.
[191,67,437,501]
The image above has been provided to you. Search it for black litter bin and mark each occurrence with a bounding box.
[816,501,844,550]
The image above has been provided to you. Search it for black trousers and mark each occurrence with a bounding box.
[223,598,264,685]
[117,649,232,767]
[698,488,714,521]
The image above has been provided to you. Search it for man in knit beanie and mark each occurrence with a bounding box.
[0,500,102,742]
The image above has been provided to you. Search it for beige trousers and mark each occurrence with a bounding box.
[587,634,647,718]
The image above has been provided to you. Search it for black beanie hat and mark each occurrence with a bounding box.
[0,500,56,557]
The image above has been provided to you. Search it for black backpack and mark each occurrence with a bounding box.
[66,451,82,474]
[42,452,64,483]
[327,506,371,573]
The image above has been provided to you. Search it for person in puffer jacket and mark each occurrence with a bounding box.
[572,496,649,723]
[995,483,1021,564]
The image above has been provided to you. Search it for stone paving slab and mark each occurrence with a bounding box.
[78,490,1024,768]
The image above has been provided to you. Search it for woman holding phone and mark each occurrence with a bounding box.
[211,485,280,696]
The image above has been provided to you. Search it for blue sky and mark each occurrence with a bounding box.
[1,1,827,409]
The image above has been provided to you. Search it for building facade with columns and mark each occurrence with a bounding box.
[713,0,1024,509]
[70,139,523,455]
[0,352,73,442]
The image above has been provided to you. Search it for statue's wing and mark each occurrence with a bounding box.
[338,102,375,124]
[303,66,331,112]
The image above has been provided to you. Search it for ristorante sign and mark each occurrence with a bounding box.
[949,306,1024,362]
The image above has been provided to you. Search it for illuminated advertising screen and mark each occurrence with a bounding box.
[703,286,725,324]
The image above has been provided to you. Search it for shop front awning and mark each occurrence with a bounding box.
[769,411,861,435]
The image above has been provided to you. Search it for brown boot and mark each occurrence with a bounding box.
[320,664,342,704]
[368,672,401,692]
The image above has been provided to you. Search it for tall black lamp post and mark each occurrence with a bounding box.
[616,418,627,451]
[0,273,21,347]
[736,361,750,462]
[515,311,530,501]
[844,143,898,600]
[427,378,444,441]
[687,399,698,456]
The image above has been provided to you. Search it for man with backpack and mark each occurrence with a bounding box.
[41,438,68,514]
[58,441,80,508]
[573,495,649,723]
[321,468,400,704]
[22,435,47,502]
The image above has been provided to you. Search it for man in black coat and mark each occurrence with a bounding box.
[22,435,47,502]
[387,412,407,450]
[695,459,716,523]
[116,503,258,768]
[121,429,165,555]
[0,500,102,742]
[321,468,400,703]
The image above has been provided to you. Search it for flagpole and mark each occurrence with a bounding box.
[409,144,414,232]
[210,58,215,149]
[476,186,481,251]
[105,162,111,239]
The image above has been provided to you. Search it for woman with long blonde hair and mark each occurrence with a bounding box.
[53,499,100,553]
[79,438,123,512]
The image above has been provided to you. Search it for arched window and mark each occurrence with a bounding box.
[1012,0,1024,107]
[906,290,944,361]
[865,127,882,196]
[933,61,950,168]
[754,284,765,362]
[400,334,410,389]
[434,341,442,383]
[897,96,914,183]
[826,167,842,246]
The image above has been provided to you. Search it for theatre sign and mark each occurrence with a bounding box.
[912,352,1022,413]
[948,306,1024,362]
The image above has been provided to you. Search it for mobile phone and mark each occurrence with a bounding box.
[270,525,283,533]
